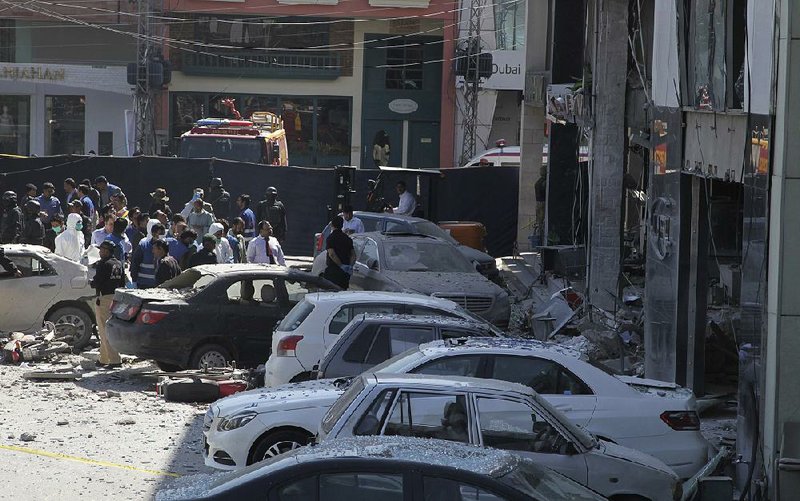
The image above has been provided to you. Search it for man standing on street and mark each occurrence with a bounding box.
[187,198,214,238]
[388,181,415,216]
[342,205,364,235]
[1,191,22,244]
[153,239,181,285]
[323,216,355,289]
[247,221,286,266]
[105,218,132,262]
[207,178,231,221]
[131,223,165,289]
[90,240,125,369]
[256,187,287,243]
[236,195,256,244]
[37,182,62,225]
[63,178,79,210]
[228,217,247,263]
[20,199,44,246]
[93,176,121,208]
[20,184,37,208]
[188,234,220,268]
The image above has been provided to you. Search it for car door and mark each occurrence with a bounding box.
[0,253,62,332]
[485,355,597,427]
[473,395,589,486]
[219,278,285,365]
[351,238,390,291]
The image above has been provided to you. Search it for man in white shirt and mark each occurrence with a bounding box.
[246,221,286,266]
[341,205,364,235]
[389,181,416,216]
[92,214,116,246]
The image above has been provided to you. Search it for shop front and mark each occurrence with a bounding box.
[0,62,132,157]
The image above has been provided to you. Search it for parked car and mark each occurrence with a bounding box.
[315,232,509,327]
[164,436,607,501]
[0,244,95,348]
[264,291,499,386]
[313,212,498,279]
[106,264,339,370]
[366,337,709,479]
[314,314,501,380]
[319,374,682,501]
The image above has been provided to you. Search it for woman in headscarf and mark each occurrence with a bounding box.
[54,213,85,262]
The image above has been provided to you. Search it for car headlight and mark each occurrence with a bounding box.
[217,411,258,432]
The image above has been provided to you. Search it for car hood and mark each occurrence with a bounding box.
[456,245,494,265]
[212,379,346,417]
[382,271,501,296]
[598,440,678,477]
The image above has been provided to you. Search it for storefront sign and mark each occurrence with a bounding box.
[1,66,65,81]
[483,50,525,90]
[388,99,418,114]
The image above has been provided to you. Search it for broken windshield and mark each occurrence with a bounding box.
[160,269,216,290]
[382,242,474,273]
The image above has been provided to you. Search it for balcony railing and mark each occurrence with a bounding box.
[181,50,341,79]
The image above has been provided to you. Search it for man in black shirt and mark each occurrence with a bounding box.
[256,187,287,243]
[153,239,182,285]
[323,216,355,289]
[89,240,125,368]
[188,234,219,268]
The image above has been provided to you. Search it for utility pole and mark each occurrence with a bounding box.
[458,0,486,166]
[133,0,158,155]
[586,0,628,312]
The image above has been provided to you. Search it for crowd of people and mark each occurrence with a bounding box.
[0,176,292,283]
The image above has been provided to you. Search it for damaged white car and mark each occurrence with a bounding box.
[318,374,683,501]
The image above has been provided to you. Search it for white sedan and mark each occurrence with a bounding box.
[368,337,710,479]
[0,244,95,348]
[203,339,706,480]
[318,373,683,501]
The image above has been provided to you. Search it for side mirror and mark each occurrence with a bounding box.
[366,258,378,270]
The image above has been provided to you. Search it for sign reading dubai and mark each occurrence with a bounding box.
[483,50,524,90]
[1,66,66,81]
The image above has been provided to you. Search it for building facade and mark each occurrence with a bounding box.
[163,0,459,168]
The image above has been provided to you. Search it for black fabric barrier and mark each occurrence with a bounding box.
[0,156,518,256]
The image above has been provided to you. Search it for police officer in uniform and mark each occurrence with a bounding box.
[90,240,125,368]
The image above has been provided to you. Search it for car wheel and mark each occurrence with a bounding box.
[190,344,232,369]
[250,430,310,465]
[47,306,93,350]
[155,361,183,372]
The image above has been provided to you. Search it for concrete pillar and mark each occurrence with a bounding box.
[517,0,549,250]
[587,0,628,311]
[763,1,800,498]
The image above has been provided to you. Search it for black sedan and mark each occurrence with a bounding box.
[155,436,607,501]
[106,264,339,370]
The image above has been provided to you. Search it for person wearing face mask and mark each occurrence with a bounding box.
[54,212,85,262]
[68,200,92,248]
[44,214,63,252]
[130,222,165,289]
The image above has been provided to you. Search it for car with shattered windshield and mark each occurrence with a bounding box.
[331,232,510,328]
[106,264,339,370]
[319,374,682,501]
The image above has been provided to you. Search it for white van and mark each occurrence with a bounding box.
[461,143,589,167]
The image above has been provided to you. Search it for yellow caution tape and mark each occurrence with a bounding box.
[0,444,181,477]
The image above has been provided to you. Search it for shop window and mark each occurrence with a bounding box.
[0,20,13,62]
[316,98,351,165]
[385,42,424,90]
[98,132,113,156]
[282,98,314,165]
[494,0,525,50]
[45,96,85,155]
[0,96,30,155]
